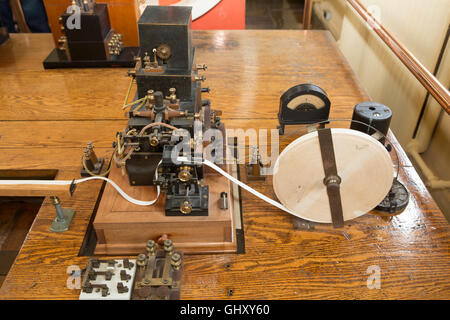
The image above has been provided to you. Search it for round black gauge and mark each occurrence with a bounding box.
[278,84,331,134]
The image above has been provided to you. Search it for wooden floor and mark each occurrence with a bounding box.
[0,32,449,299]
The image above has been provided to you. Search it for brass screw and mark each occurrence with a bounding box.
[193,75,206,82]
[196,64,207,71]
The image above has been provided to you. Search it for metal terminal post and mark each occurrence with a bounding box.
[143,52,151,69]
[171,253,182,270]
[164,239,174,256]
[152,48,158,68]
[220,192,228,210]
[82,0,89,12]
[137,253,147,268]
[49,196,75,232]
[166,87,177,102]
[146,240,156,256]
[81,141,104,177]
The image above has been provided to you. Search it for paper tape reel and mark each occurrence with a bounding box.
[273,128,394,223]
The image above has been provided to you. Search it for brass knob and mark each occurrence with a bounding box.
[149,135,159,147]
[177,166,191,182]
[180,201,192,215]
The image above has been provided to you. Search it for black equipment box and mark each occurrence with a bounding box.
[61,3,111,42]
[138,6,192,70]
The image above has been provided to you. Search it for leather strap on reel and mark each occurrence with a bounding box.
[317,128,344,228]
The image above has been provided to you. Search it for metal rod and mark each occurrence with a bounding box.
[51,196,66,222]
[409,148,450,190]
[303,0,313,30]
[346,0,450,114]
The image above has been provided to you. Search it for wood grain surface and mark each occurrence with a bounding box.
[0,31,449,299]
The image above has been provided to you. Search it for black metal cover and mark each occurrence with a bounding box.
[61,3,111,42]
[138,6,192,70]
[136,66,197,100]
[350,101,392,142]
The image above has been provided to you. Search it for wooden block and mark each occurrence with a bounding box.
[93,164,237,255]
[0,183,70,197]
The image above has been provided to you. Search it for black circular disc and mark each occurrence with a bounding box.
[375,179,409,214]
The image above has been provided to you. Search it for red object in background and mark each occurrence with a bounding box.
[158,0,245,30]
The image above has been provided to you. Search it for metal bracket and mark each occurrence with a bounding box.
[291,216,315,230]
[245,147,266,181]
[132,239,182,300]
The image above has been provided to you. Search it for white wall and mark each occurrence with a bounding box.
[313,0,450,218]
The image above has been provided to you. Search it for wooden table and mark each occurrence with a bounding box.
[0,32,449,300]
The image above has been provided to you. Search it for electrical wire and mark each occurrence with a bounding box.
[0,161,162,206]
[122,96,148,110]
[138,122,179,135]
[0,120,399,218]
[122,77,135,109]
[81,148,116,177]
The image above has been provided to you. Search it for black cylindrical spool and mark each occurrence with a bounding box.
[153,91,165,112]
[350,102,392,143]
